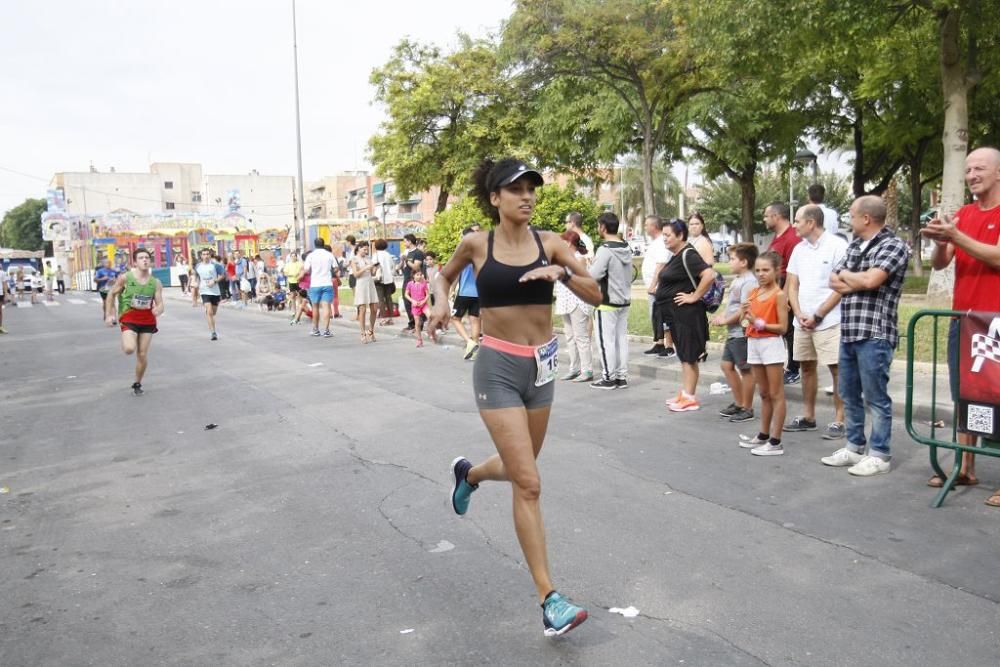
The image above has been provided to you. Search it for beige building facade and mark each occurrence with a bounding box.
[50,163,295,230]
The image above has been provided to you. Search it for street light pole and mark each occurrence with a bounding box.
[292,0,307,251]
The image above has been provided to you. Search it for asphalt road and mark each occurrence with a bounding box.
[2,290,999,666]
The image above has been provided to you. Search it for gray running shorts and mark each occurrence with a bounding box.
[473,341,555,411]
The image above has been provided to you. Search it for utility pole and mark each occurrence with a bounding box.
[292,0,307,251]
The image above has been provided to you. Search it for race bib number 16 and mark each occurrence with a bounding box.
[533,338,559,387]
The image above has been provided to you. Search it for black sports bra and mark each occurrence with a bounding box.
[476,228,554,308]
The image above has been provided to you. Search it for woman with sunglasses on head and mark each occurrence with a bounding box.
[428,158,601,637]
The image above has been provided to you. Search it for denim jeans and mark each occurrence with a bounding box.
[839,338,894,460]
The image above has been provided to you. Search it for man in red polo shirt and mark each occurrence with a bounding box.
[922,146,1000,507]
[765,201,802,384]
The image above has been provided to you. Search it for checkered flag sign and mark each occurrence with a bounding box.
[960,314,1000,436]
[971,330,1000,373]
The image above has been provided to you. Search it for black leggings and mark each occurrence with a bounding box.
[651,299,665,341]
[375,282,395,318]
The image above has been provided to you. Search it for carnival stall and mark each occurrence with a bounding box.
[306,218,429,259]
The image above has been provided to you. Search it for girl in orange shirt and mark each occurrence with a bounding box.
[740,251,789,456]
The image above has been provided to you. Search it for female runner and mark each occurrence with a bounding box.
[429,158,601,637]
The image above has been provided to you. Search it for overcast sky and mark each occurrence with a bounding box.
[0,0,513,217]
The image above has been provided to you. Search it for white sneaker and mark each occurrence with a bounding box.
[750,442,784,456]
[848,455,891,476]
[820,448,864,467]
[738,434,767,449]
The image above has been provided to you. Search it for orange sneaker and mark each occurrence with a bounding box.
[669,394,700,412]
[664,391,683,407]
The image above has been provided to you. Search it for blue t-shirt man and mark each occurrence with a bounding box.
[457,264,478,298]
[95,265,118,294]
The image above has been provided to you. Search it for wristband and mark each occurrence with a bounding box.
[559,266,573,283]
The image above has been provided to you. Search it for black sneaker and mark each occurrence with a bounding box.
[644,344,665,355]
[728,408,755,423]
[718,402,740,417]
[783,371,801,385]
[783,416,817,432]
[131,382,144,396]
[590,379,618,390]
[615,379,629,389]
[658,347,676,359]
[210,332,218,341]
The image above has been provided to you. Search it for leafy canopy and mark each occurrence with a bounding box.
[368,35,525,209]
[0,198,46,250]
[425,183,602,260]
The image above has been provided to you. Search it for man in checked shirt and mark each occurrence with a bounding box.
[821,195,910,476]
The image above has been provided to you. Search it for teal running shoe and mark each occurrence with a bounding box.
[450,456,478,515]
[542,591,588,637]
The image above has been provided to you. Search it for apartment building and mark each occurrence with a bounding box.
[50,162,295,230]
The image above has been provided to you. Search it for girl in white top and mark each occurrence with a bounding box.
[373,240,397,325]
[554,232,594,381]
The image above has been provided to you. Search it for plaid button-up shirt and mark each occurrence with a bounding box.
[835,226,910,347]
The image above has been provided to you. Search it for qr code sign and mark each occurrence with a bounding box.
[967,404,995,434]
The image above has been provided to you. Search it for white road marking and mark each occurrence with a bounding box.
[16,302,32,307]
[90,298,102,304]
[307,362,323,367]
[68,298,87,305]
[42,301,60,307]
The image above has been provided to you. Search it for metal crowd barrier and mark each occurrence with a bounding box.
[905,309,1000,507]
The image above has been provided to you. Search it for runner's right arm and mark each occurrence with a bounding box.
[104,275,126,324]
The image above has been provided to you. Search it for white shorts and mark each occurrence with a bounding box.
[747,336,786,366]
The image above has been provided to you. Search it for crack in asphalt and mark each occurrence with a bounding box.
[613,607,772,666]
[347,450,440,487]
[353,450,527,570]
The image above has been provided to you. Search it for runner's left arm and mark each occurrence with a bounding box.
[153,279,165,316]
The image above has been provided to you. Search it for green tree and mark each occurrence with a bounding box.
[695,169,850,240]
[506,0,703,218]
[615,154,680,224]
[909,0,1000,299]
[696,169,786,239]
[424,197,486,260]
[424,184,602,260]
[0,198,46,250]
[677,0,813,242]
[368,35,524,212]
[524,76,631,176]
[530,183,603,239]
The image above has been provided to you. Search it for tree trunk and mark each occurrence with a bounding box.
[738,172,756,243]
[927,8,968,303]
[640,123,656,220]
[908,153,924,278]
[884,179,899,230]
[852,110,866,197]
[435,187,450,214]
